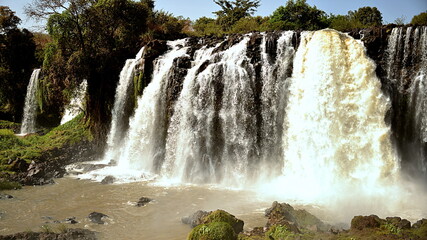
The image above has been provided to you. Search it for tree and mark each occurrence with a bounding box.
[411,11,427,25]
[213,0,260,31]
[25,0,153,136]
[349,6,382,27]
[269,0,328,30]
[193,17,224,36]
[0,6,36,121]
[0,6,21,33]
[394,16,406,25]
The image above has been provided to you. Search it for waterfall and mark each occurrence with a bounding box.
[60,80,87,124]
[268,29,398,203]
[385,26,427,176]
[116,40,188,177]
[258,31,295,179]
[103,47,145,163]
[161,45,220,183]
[20,69,41,135]
[81,30,410,195]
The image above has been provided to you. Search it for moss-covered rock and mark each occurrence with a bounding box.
[188,222,237,240]
[0,114,97,185]
[264,201,325,232]
[351,215,383,231]
[265,224,299,240]
[202,210,244,234]
[412,219,427,238]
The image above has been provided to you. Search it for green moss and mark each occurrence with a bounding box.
[0,129,27,151]
[0,120,20,132]
[413,221,427,238]
[188,222,237,240]
[0,179,22,190]
[0,113,92,173]
[265,225,298,240]
[203,210,239,227]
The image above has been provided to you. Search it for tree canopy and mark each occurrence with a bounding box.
[269,0,328,30]
[349,6,382,27]
[411,11,427,25]
[213,0,260,31]
[0,6,36,121]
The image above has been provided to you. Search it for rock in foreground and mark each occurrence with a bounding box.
[0,229,97,240]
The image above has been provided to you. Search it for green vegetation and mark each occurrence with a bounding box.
[213,0,260,31]
[188,222,237,240]
[203,210,241,227]
[0,179,21,190]
[349,7,382,27]
[0,6,36,121]
[411,11,427,25]
[269,0,329,30]
[0,114,92,174]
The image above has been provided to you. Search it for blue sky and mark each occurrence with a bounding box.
[1,0,426,31]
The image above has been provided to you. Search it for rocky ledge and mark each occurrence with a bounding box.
[184,201,427,240]
[0,229,97,240]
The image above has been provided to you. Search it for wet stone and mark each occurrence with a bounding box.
[136,197,152,207]
[65,217,78,224]
[88,212,108,224]
[0,193,13,199]
[101,175,116,184]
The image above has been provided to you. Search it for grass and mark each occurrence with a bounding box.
[0,113,92,177]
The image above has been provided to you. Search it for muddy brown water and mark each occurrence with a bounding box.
[0,177,271,239]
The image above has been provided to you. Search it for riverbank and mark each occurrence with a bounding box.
[1,177,426,239]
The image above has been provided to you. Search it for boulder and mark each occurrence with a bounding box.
[202,210,244,234]
[0,193,13,199]
[386,217,411,229]
[100,176,115,185]
[351,215,383,231]
[183,209,244,235]
[264,201,326,232]
[182,210,211,228]
[136,197,152,207]
[65,216,78,224]
[188,222,237,240]
[88,212,108,224]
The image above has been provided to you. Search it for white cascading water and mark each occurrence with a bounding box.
[385,26,427,175]
[60,80,87,124]
[258,31,295,180]
[163,37,258,186]
[103,47,145,162]
[115,40,188,178]
[411,27,427,140]
[161,45,219,183]
[262,30,400,210]
[407,26,427,173]
[20,69,41,135]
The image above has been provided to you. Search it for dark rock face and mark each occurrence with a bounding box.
[386,217,411,229]
[136,197,151,207]
[100,175,115,184]
[7,139,101,186]
[0,229,97,240]
[351,215,383,230]
[264,201,326,232]
[88,212,109,224]
[413,218,427,229]
[181,210,210,228]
